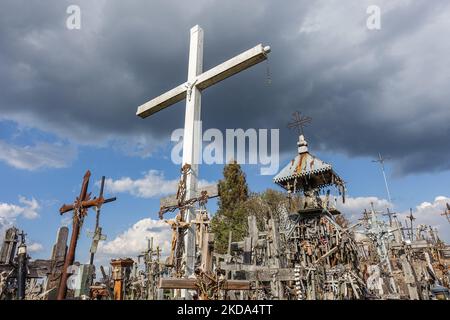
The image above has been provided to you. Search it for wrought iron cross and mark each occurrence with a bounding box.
[287,111,312,136]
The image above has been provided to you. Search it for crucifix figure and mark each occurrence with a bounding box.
[56,170,116,300]
[165,213,191,274]
[287,111,312,136]
[135,25,270,289]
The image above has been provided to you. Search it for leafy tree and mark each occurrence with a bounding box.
[242,189,287,230]
[211,161,249,253]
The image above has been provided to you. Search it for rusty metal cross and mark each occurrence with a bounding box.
[287,111,312,136]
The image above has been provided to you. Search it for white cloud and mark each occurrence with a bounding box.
[336,196,391,221]
[105,170,214,199]
[0,196,40,239]
[0,140,77,171]
[397,196,450,243]
[27,242,44,253]
[97,218,171,260]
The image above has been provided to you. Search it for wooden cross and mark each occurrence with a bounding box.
[159,164,218,279]
[0,227,69,300]
[44,226,69,299]
[382,208,396,227]
[136,25,270,283]
[56,170,116,300]
[138,238,153,264]
[358,209,370,224]
[287,111,312,136]
[0,227,19,265]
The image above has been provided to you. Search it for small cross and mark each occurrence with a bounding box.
[382,208,396,227]
[287,111,312,136]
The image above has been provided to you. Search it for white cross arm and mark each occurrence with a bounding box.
[136,83,187,118]
[195,44,271,91]
[136,44,271,118]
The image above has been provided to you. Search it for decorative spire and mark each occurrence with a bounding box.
[297,134,308,154]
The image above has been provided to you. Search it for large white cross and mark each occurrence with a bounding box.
[136,25,270,295]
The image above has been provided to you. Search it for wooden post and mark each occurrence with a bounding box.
[200,233,214,276]
[400,253,420,300]
[110,258,134,300]
[243,237,252,264]
[45,227,68,299]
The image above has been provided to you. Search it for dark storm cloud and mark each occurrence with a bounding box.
[0,0,449,174]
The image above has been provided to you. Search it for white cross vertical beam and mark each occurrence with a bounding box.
[182,25,203,286]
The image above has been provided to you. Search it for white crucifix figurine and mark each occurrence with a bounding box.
[136,25,270,297]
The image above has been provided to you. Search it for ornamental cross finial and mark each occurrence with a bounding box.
[287,111,312,136]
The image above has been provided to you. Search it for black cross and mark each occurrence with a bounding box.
[287,111,312,136]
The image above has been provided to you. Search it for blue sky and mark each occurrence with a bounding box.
[0,0,449,267]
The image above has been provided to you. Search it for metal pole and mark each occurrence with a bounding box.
[373,153,392,207]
